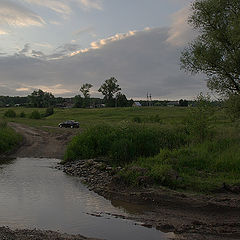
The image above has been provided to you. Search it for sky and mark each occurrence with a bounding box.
[0,0,207,100]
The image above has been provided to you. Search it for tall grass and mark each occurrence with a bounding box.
[64,122,187,163]
[0,121,22,154]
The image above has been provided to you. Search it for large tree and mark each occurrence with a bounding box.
[180,0,240,95]
[28,89,55,108]
[98,77,121,107]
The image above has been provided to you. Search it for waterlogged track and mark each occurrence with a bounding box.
[9,122,76,159]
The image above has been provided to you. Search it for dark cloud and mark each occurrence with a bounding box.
[0,27,207,99]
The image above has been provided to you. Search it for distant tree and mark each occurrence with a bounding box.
[80,83,93,108]
[98,77,121,107]
[80,83,93,98]
[116,92,128,107]
[28,89,55,108]
[179,99,189,107]
[74,95,83,108]
[180,0,240,95]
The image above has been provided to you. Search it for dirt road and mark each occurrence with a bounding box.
[9,122,77,159]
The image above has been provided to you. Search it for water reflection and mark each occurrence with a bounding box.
[0,158,169,240]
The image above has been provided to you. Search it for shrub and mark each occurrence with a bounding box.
[19,111,26,118]
[132,116,142,123]
[30,110,41,119]
[0,123,21,154]
[4,109,16,118]
[44,107,54,117]
[184,93,214,143]
[64,123,187,164]
[225,94,240,121]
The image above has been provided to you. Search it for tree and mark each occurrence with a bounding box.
[80,83,93,108]
[74,95,83,108]
[116,92,128,107]
[80,83,93,99]
[28,89,55,108]
[98,77,121,107]
[180,0,240,95]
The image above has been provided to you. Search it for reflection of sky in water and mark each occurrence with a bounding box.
[0,158,169,240]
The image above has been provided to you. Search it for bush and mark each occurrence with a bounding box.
[30,110,41,119]
[0,122,21,154]
[184,93,214,143]
[4,109,16,118]
[132,116,142,123]
[64,123,187,164]
[19,111,26,118]
[225,94,240,121]
[44,107,54,117]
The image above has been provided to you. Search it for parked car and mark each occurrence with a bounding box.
[58,120,79,128]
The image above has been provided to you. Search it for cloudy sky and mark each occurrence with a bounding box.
[0,0,207,99]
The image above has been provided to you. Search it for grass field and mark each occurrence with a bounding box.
[1,106,239,193]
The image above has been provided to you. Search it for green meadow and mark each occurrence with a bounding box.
[1,106,240,193]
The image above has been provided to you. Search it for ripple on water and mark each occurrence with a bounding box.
[0,158,171,240]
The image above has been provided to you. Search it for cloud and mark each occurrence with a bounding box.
[0,0,45,27]
[166,5,195,47]
[24,0,103,17]
[24,0,72,15]
[76,0,103,10]
[0,29,8,35]
[69,30,137,56]
[0,27,207,99]
[74,26,95,36]
[18,43,31,55]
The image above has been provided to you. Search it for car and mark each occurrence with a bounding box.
[58,120,79,128]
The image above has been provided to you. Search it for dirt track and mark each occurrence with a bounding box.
[9,122,76,159]
[4,123,240,240]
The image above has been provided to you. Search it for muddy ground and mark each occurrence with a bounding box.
[3,123,240,240]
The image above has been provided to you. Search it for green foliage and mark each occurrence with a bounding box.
[64,123,187,163]
[180,0,240,95]
[184,93,214,143]
[4,109,16,118]
[119,136,240,192]
[19,111,26,118]
[224,94,240,121]
[132,116,142,123]
[98,77,121,107]
[28,89,55,108]
[0,121,21,154]
[29,110,41,119]
[44,107,54,117]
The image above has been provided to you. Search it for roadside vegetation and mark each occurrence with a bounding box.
[0,121,22,154]
[62,95,240,193]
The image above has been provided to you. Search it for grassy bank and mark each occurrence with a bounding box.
[61,106,240,193]
[1,106,240,193]
[0,121,22,154]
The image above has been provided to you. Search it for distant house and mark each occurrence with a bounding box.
[132,102,142,107]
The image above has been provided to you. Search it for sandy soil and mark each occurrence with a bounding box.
[4,123,240,240]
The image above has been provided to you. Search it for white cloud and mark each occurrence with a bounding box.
[0,27,207,99]
[0,0,45,27]
[23,0,103,17]
[70,30,137,56]
[24,0,72,15]
[0,29,8,35]
[76,0,103,10]
[166,5,195,47]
